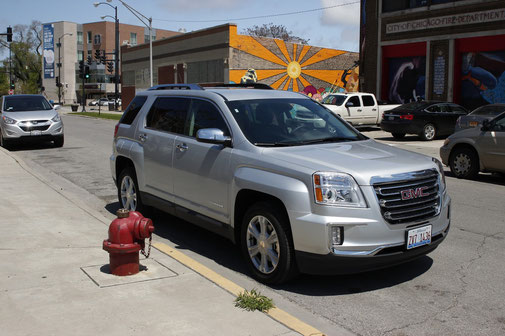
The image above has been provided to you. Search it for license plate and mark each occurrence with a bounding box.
[406,225,432,249]
[469,121,478,127]
[31,130,42,136]
[388,116,394,120]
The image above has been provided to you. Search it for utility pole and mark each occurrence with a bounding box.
[114,6,119,110]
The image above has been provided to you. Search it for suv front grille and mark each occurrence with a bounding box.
[19,120,50,132]
[373,170,440,224]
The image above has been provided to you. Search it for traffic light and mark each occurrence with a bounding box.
[10,82,15,89]
[101,53,106,65]
[55,76,61,87]
[107,61,114,73]
[78,60,84,78]
[84,65,90,79]
[94,49,101,61]
[6,27,12,42]
[87,56,92,65]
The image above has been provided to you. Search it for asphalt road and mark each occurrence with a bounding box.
[12,115,505,336]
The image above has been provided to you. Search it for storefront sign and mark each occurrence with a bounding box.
[43,24,55,78]
[386,8,505,34]
[433,56,445,95]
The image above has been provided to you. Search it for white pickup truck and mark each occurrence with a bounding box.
[322,92,400,127]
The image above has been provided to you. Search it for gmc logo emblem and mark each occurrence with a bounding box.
[401,187,429,200]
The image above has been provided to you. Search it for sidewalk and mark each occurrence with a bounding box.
[0,148,301,336]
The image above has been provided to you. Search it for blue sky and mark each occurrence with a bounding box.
[1,0,360,51]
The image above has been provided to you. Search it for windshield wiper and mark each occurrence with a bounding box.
[253,142,296,147]
[297,137,358,145]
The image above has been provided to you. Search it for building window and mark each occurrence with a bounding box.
[77,51,84,61]
[130,32,137,45]
[87,31,92,43]
[77,32,83,45]
[94,34,101,45]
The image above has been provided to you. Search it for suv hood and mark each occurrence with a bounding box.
[3,110,57,122]
[261,139,436,186]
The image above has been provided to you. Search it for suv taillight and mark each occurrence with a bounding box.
[114,123,119,137]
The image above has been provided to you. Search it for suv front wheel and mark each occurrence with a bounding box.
[117,167,145,212]
[241,202,298,284]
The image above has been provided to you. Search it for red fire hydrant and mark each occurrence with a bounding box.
[103,209,155,276]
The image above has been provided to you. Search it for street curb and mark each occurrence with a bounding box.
[154,242,326,336]
[2,147,326,336]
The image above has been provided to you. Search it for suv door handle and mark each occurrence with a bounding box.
[176,143,188,152]
[138,133,148,142]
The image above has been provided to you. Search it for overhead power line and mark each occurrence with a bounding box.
[154,1,359,23]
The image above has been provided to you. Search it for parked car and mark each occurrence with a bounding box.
[0,94,64,148]
[380,101,468,140]
[89,98,112,106]
[454,103,505,132]
[111,83,450,284]
[440,112,505,179]
[322,92,400,127]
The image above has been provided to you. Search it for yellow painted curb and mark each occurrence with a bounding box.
[153,242,326,336]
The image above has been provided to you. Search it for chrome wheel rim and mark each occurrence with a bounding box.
[246,215,280,274]
[424,125,435,140]
[453,153,471,176]
[120,175,137,210]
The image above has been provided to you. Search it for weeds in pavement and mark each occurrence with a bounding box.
[234,289,275,312]
[71,112,122,120]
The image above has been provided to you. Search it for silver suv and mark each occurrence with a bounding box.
[110,84,451,284]
[1,94,64,148]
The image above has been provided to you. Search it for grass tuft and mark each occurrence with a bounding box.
[234,289,275,312]
[70,112,122,120]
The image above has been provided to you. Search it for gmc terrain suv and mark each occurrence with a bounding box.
[110,83,451,284]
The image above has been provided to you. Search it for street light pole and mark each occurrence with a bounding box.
[57,33,72,104]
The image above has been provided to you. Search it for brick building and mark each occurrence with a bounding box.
[121,23,359,108]
[41,21,179,104]
[359,0,505,110]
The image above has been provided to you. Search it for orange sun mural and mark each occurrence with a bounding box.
[229,26,359,96]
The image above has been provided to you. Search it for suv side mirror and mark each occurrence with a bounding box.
[345,101,354,108]
[53,104,61,110]
[481,119,491,132]
[196,128,232,146]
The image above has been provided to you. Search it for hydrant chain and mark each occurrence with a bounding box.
[141,235,153,259]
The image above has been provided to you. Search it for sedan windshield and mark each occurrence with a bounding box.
[470,105,505,116]
[3,96,53,112]
[226,98,366,146]
[322,94,347,106]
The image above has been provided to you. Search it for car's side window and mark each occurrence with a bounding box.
[186,99,230,137]
[120,96,148,125]
[450,105,467,114]
[146,97,190,134]
[362,95,375,107]
[348,96,361,107]
[426,105,441,113]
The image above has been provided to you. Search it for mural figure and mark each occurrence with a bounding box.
[461,51,505,110]
[388,56,426,104]
[240,68,258,84]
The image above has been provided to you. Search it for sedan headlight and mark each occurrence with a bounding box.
[313,172,367,207]
[2,116,17,124]
[51,114,61,122]
[432,157,446,192]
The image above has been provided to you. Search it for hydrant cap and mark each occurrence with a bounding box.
[116,208,130,219]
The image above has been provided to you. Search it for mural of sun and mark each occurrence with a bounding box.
[229,26,359,94]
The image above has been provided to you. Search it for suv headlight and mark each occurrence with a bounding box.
[313,172,367,207]
[51,114,61,122]
[2,116,17,124]
[432,157,446,192]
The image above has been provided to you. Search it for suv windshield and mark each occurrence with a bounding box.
[226,98,365,146]
[470,105,505,116]
[322,94,346,106]
[3,96,53,112]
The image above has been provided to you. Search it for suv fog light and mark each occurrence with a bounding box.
[329,226,343,246]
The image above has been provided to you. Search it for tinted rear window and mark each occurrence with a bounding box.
[470,105,505,116]
[120,96,148,125]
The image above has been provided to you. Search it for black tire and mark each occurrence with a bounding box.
[0,134,11,150]
[392,132,405,139]
[449,147,479,179]
[53,135,64,148]
[240,202,298,285]
[420,123,436,141]
[117,167,147,213]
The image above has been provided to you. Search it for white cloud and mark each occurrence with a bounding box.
[320,0,360,27]
[157,0,247,12]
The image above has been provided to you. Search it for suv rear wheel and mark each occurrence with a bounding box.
[117,167,145,212]
[241,202,298,284]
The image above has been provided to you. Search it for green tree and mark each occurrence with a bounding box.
[0,20,42,94]
[241,23,309,45]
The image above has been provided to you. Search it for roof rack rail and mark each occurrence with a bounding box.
[199,82,274,90]
[147,84,204,91]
